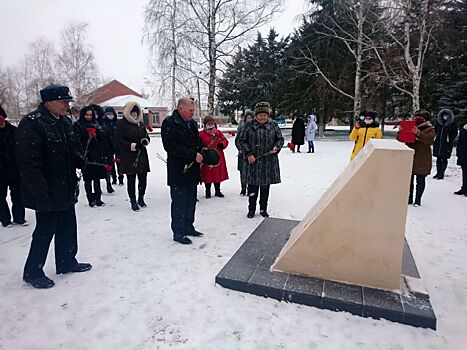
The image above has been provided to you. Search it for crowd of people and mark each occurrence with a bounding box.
[0,83,465,289]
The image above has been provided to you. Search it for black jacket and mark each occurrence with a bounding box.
[433,109,458,158]
[457,126,467,167]
[75,117,108,181]
[0,121,20,186]
[102,115,118,156]
[16,103,85,212]
[115,118,150,174]
[291,117,305,145]
[161,110,203,186]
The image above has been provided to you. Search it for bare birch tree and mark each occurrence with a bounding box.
[300,0,384,119]
[377,0,437,113]
[24,38,57,96]
[186,0,283,114]
[56,23,100,104]
[144,0,196,111]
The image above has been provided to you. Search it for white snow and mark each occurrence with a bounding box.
[1,137,466,349]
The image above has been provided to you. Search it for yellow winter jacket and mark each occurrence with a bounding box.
[349,124,382,160]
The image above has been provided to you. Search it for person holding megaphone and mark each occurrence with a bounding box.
[115,102,150,211]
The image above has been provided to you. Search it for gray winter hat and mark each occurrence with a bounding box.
[255,102,271,116]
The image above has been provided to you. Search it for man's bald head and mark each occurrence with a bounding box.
[177,97,196,121]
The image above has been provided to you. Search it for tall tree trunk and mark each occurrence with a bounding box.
[412,72,421,112]
[353,3,364,119]
[171,0,177,111]
[207,0,216,115]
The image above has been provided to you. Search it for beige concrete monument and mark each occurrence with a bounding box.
[272,139,414,291]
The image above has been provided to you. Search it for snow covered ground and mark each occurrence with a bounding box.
[1,137,466,350]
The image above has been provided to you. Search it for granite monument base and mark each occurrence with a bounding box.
[215,218,436,330]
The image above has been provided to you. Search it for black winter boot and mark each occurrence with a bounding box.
[138,197,147,208]
[131,200,140,212]
[87,194,97,208]
[214,183,224,197]
[95,193,105,207]
[106,182,115,194]
[205,183,212,198]
[454,188,466,195]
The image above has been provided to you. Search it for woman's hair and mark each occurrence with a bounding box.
[80,106,96,121]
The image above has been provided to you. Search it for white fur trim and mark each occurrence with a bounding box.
[123,101,143,124]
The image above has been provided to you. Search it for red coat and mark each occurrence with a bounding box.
[199,129,229,183]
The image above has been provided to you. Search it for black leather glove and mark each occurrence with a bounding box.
[217,142,225,149]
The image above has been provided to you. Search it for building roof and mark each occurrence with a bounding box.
[85,80,142,105]
[100,94,163,109]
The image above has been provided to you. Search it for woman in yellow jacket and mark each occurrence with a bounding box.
[349,110,382,160]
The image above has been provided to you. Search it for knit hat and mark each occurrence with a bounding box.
[359,110,378,120]
[255,102,271,116]
[244,109,254,120]
[203,115,215,126]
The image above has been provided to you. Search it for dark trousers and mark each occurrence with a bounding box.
[0,182,25,225]
[23,206,78,279]
[127,173,147,202]
[409,175,426,205]
[170,185,197,239]
[462,164,467,190]
[84,179,102,197]
[308,140,315,152]
[436,157,449,178]
[295,144,301,152]
[248,185,270,212]
[205,182,221,192]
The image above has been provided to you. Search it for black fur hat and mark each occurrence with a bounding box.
[414,109,431,121]
[359,110,378,120]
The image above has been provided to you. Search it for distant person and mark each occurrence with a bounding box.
[16,84,92,289]
[161,97,204,245]
[235,109,254,195]
[237,101,284,218]
[349,110,382,160]
[70,105,80,124]
[454,120,467,196]
[291,116,305,152]
[0,105,27,228]
[102,107,122,189]
[75,106,109,207]
[199,115,229,198]
[433,108,458,179]
[397,110,435,206]
[115,102,150,211]
[305,114,317,153]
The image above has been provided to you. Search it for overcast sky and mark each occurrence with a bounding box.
[0,0,308,94]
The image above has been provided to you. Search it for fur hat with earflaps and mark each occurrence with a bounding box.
[255,102,271,116]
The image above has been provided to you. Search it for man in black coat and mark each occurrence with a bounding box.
[433,108,458,179]
[0,105,26,228]
[16,84,92,289]
[161,97,204,244]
